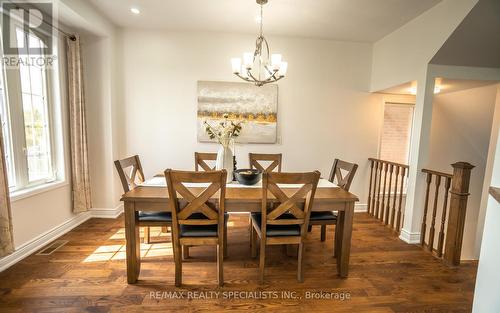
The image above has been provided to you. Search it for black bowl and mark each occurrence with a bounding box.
[234,169,262,185]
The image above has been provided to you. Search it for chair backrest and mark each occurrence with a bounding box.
[165,169,227,232]
[114,155,145,192]
[261,171,320,237]
[329,159,358,191]
[195,152,217,171]
[249,153,282,172]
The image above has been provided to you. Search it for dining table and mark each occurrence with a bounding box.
[120,177,359,284]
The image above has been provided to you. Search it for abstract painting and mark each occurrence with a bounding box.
[197,81,278,143]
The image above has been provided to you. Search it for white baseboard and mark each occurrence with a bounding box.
[0,204,124,272]
[0,211,92,272]
[355,203,368,213]
[399,228,421,244]
[89,204,124,218]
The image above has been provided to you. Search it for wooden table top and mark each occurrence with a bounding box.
[121,185,359,204]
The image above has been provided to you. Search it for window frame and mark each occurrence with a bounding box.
[1,21,59,193]
[378,101,415,165]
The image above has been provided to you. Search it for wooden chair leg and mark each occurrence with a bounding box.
[251,226,257,258]
[217,244,224,287]
[173,240,182,287]
[143,227,151,244]
[182,245,190,259]
[320,225,327,242]
[297,242,305,282]
[259,240,266,284]
[224,222,228,258]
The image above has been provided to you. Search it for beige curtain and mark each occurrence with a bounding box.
[66,35,92,213]
[0,122,14,257]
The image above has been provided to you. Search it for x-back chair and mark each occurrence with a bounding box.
[308,159,358,256]
[115,155,172,244]
[194,152,217,172]
[249,153,282,173]
[250,170,320,283]
[165,169,227,286]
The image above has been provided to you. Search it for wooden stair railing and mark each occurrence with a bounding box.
[367,158,409,234]
[367,159,474,266]
[420,162,474,266]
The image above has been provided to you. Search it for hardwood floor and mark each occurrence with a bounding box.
[0,213,477,312]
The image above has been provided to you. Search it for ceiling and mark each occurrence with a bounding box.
[380,79,499,95]
[87,0,442,42]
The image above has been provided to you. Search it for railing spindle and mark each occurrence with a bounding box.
[428,175,441,253]
[390,165,399,228]
[371,161,379,216]
[375,162,383,219]
[380,164,388,222]
[396,167,406,233]
[437,177,451,257]
[420,173,432,247]
[367,159,374,215]
[384,164,393,225]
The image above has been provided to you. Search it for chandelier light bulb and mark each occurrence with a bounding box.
[243,52,254,69]
[231,58,242,74]
[271,54,282,70]
[278,62,288,76]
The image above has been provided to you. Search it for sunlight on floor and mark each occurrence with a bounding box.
[84,227,173,262]
[83,242,174,263]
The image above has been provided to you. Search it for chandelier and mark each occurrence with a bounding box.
[231,0,288,87]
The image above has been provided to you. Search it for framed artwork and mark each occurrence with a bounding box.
[197,81,278,143]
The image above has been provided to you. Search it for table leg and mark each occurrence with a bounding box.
[337,202,354,278]
[124,201,141,283]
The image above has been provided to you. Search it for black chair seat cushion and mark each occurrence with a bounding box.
[179,213,229,237]
[309,211,337,221]
[138,211,172,222]
[251,213,301,237]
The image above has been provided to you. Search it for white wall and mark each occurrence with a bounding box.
[472,93,500,311]
[427,84,498,260]
[117,30,383,203]
[371,0,477,92]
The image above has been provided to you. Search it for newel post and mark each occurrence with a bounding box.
[443,162,474,266]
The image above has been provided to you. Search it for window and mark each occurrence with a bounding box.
[379,103,414,164]
[0,26,59,193]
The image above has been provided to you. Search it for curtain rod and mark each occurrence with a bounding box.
[3,0,76,41]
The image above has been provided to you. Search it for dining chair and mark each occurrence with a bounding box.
[249,153,282,173]
[248,153,283,245]
[250,170,320,283]
[308,159,358,256]
[165,169,227,287]
[194,152,217,171]
[114,155,172,244]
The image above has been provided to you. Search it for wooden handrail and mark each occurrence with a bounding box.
[490,186,500,203]
[419,162,474,266]
[368,158,409,169]
[368,158,475,267]
[422,168,452,179]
